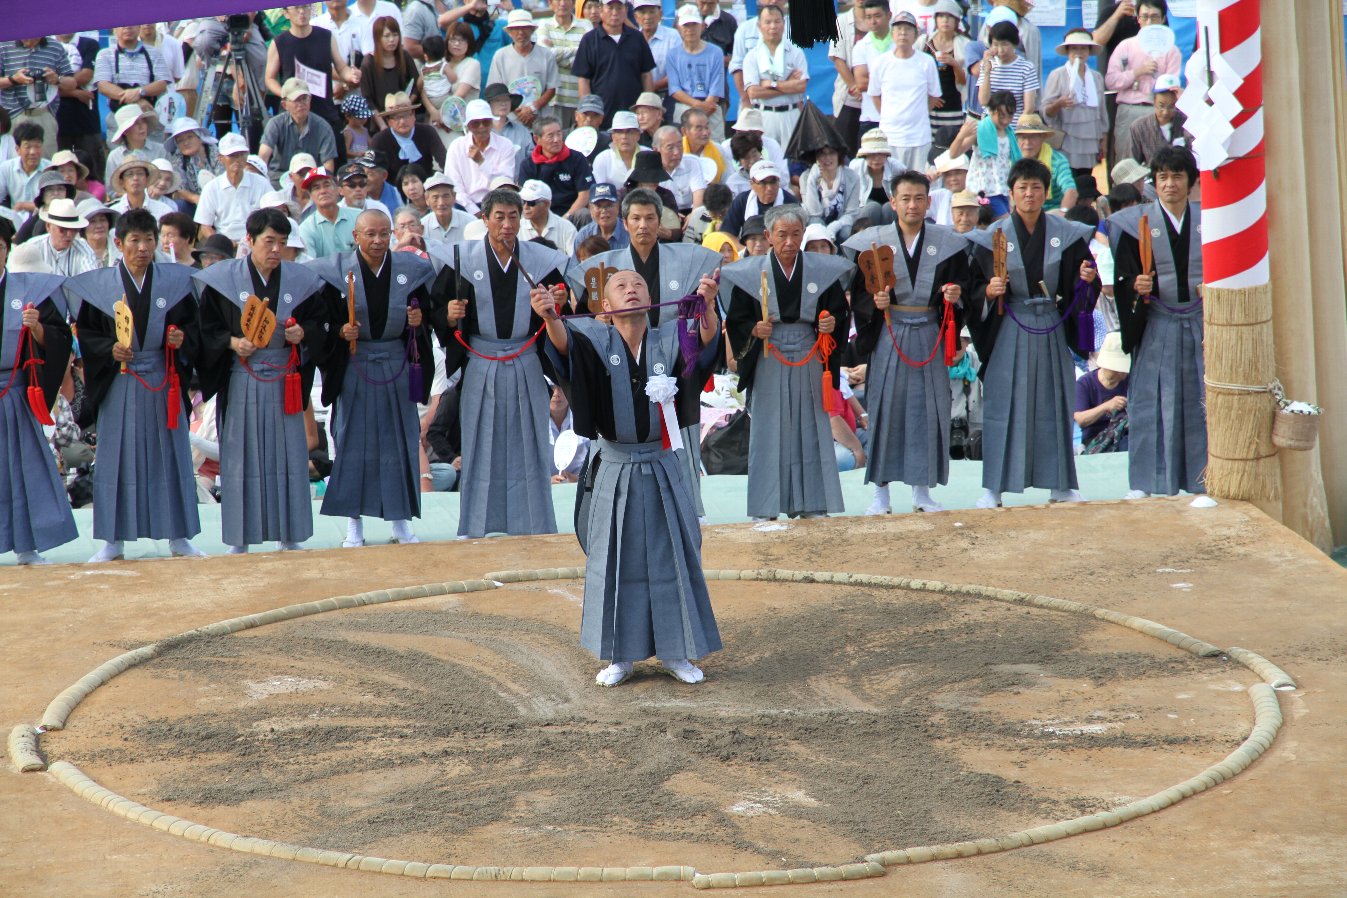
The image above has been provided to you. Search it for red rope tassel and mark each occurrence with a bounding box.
[817,312,843,416]
[282,319,302,416]
[21,316,53,425]
[165,327,182,430]
[942,298,957,367]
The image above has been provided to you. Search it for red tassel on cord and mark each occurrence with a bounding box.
[165,328,182,430]
[817,311,844,416]
[282,318,302,416]
[942,294,957,367]
[20,314,54,424]
[26,381,52,425]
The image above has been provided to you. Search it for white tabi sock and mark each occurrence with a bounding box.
[976,490,1002,509]
[911,485,944,513]
[1123,489,1150,500]
[865,484,892,515]
[595,662,635,687]
[1050,489,1085,503]
[390,520,418,543]
[88,541,124,563]
[278,542,303,551]
[659,658,705,684]
[15,551,50,565]
[227,545,249,555]
[343,518,365,548]
[168,538,208,558]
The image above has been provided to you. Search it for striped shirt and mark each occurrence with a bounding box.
[536,17,591,110]
[0,40,74,115]
[984,55,1037,125]
[92,43,169,92]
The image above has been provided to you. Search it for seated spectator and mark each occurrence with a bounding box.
[702,229,741,264]
[13,169,75,243]
[192,133,270,241]
[717,108,787,175]
[259,78,340,184]
[575,233,611,261]
[163,117,220,209]
[442,98,517,214]
[392,204,428,252]
[1074,331,1130,454]
[654,124,705,214]
[109,157,175,219]
[802,221,836,254]
[850,129,903,224]
[518,114,594,219]
[680,108,724,182]
[341,92,373,158]
[719,159,799,239]
[297,168,360,254]
[949,189,981,233]
[683,181,734,246]
[1013,113,1077,212]
[76,197,119,267]
[191,232,235,269]
[421,172,474,244]
[369,91,447,185]
[158,210,198,266]
[723,129,762,196]
[799,142,862,240]
[575,182,629,250]
[398,162,431,216]
[1127,74,1190,167]
[483,82,533,159]
[591,110,642,189]
[739,213,768,256]
[354,149,401,211]
[7,197,97,275]
[103,105,161,193]
[519,179,578,255]
[0,121,51,215]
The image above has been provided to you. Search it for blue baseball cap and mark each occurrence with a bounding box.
[591,183,618,203]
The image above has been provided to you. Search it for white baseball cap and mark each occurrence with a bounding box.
[218,132,249,156]
[1153,73,1182,94]
[464,99,494,123]
[676,4,701,25]
[424,172,455,192]
[520,179,552,202]
[288,153,318,175]
[749,160,781,182]
[259,190,289,209]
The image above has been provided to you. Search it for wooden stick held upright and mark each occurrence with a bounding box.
[1138,214,1153,306]
[113,295,133,373]
[759,269,769,358]
[346,269,357,355]
[992,229,1008,316]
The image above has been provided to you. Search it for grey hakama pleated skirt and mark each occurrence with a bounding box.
[92,354,200,541]
[746,322,844,518]
[321,339,420,521]
[218,348,313,547]
[580,438,720,663]
[457,339,557,538]
[0,376,77,554]
[981,299,1079,493]
[864,311,950,489]
[1127,306,1207,495]
[681,422,705,517]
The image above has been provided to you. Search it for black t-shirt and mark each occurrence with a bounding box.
[1094,3,1142,68]
[275,28,339,122]
[571,25,656,128]
[518,150,595,213]
[56,36,102,136]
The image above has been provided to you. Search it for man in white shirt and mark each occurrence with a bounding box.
[654,125,706,213]
[313,1,361,63]
[421,172,475,245]
[519,179,578,255]
[851,0,893,137]
[194,132,272,241]
[728,0,789,104]
[442,99,520,214]
[345,0,404,56]
[827,1,867,151]
[740,5,808,149]
[867,11,941,171]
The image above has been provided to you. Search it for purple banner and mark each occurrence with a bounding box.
[0,1,266,42]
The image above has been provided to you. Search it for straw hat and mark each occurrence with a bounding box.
[109,156,156,192]
[110,104,158,145]
[38,197,89,229]
[858,129,891,157]
[1055,31,1101,56]
[49,149,90,180]
[950,190,982,209]
[935,151,970,174]
[1111,158,1151,185]
[1095,332,1131,374]
[733,109,765,133]
[378,91,421,118]
[1013,113,1062,150]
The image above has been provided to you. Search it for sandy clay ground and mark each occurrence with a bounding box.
[2,498,1344,898]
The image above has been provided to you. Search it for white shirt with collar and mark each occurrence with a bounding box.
[665,156,708,211]
[421,207,475,245]
[521,211,577,256]
[193,170,272,241]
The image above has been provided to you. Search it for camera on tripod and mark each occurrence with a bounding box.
[226,14,252,47]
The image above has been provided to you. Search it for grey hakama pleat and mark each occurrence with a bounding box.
[747,320,845,518]
[864,310,949,488]
[980,297,1078,493]
[581,438,720,663]
[92,352,199,541]
[1127,304,1206,495]
[219,346,313,546]
[321,339,419,520]
[457,336,556,537]
[0,376,77,554]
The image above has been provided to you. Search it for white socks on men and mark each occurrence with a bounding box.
[343,517,365,548]
[390,520,418,544]
[976,490,1002,509]
[911,486,944,513]
[88,541,124,563]
[169,539,207,558]
[865,484,891,516]
[660,659,705,684]
[227,545,249,555]
[1050,489,1085,503]
[15,551,50,565]
[1123,489,1150,500]
[595,662,634,687]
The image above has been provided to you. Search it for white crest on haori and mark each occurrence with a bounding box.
[609,354,621,366]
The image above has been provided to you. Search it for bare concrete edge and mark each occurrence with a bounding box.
[24,568,1290,890]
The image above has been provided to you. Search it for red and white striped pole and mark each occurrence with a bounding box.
[1189,0,1281,500]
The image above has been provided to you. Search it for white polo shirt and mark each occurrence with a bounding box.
[194,171,272,241]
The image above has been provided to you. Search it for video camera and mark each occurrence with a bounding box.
[226,13,253,48]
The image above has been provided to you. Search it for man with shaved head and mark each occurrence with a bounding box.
[307,209,442,548]
[537,267,723,687]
